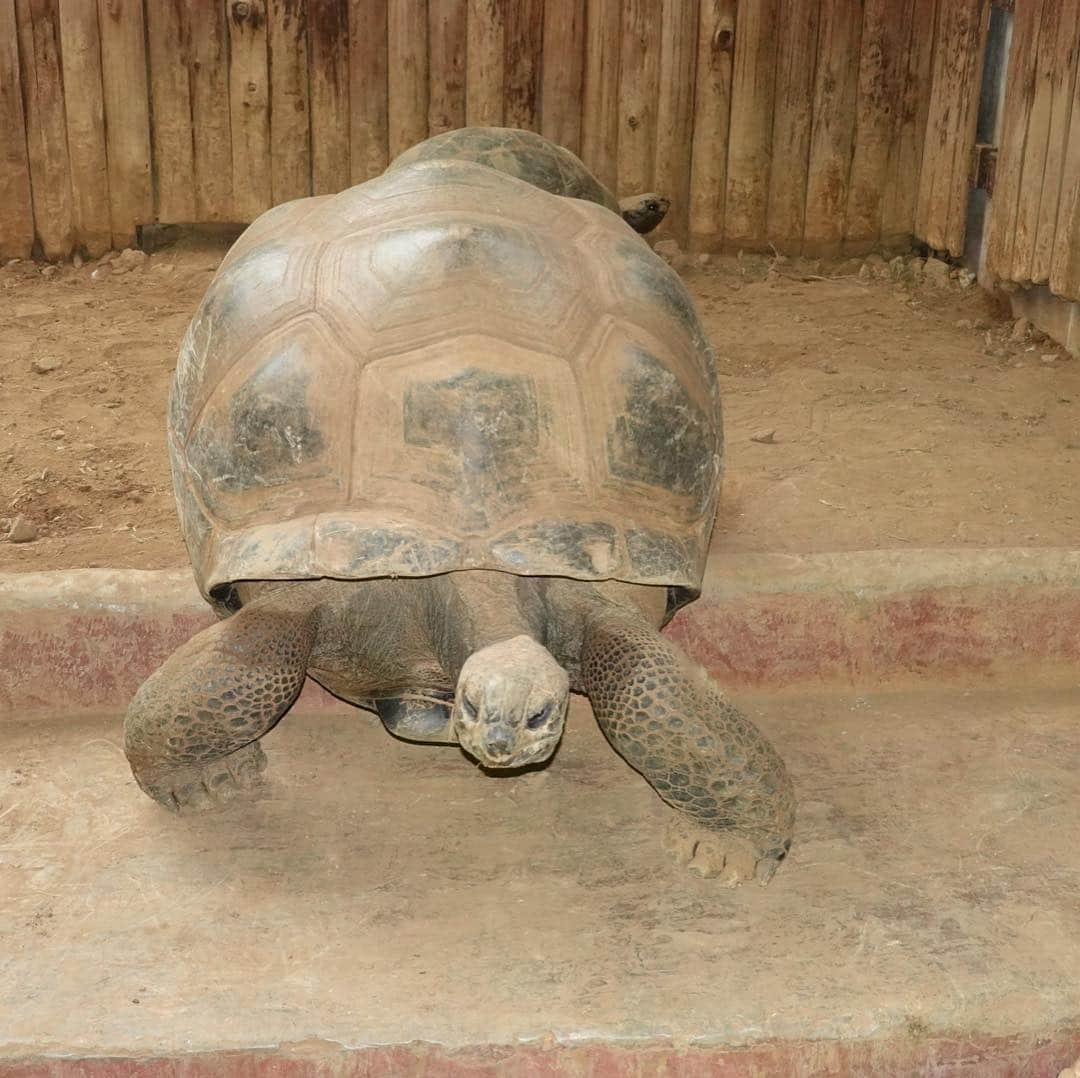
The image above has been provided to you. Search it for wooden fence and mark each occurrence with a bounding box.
[985,0,1080,303]
[1,0,987,263]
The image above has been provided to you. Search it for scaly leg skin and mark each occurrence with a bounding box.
[123,601,316,812]
[581,609,795,886]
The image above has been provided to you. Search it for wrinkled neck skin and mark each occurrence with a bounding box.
[427,569,549,680]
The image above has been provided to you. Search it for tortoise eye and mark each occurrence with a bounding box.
[526,703,552,730]
[462,694,479,719]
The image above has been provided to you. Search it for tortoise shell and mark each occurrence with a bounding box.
[169,159,723,608]
[388,126,622,216]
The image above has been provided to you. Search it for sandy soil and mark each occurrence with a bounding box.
[1,235,1076,572]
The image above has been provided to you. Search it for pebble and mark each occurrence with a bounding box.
[1042,353,1058,365]
[90,265,111,281]
[954,318,974,330]
[31,356,62,374]
[1010,316,1031,343]
[750,429,777,444]
[49,428,66,439]
[696,252,711,267]
[72,252,83,269]
[922,257,952,288]
[653,239,688,270]
[822,363,839,374]
[7,516,38,543]
[40,265,58,278]
[117,246,149,271]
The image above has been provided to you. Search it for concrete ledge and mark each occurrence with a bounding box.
[4,1028,1080,1076]
[3,548,1080,718]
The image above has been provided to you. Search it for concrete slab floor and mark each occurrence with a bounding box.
[2,688,1079,1063]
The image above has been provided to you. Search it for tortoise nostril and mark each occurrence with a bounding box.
[485,726,514,756]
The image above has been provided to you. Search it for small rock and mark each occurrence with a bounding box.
[117,246,149,271]
[906,256,926,281]
[863,253,887,278]
[1010,316,1031,343]
[109,261,130,276]
[750,429,777,444]
[653,238,688,270]
[956,268,976,288]
[954,318,974,331]
[5,258,20,267]
[696,252,711,267]
[960,373,975,382]
[888,255,906,279]
[858,262,873,281]
[822,363,839,374]
[90,265,111,281]
[49,428,65,439]
[72,252,83,269]
[923,257,951,287]
[1042,353,1058,365]
[7,516,38,543]
[40,264,58,278]
[31,356,62,374]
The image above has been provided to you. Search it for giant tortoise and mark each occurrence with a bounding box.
[124,130,794,885]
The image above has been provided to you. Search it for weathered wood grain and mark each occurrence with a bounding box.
[803,0,863,257]
[268,0,311,204]
[653,0,699,243]
[428,0,467,135]
[227,0,272,221]
[505,0,544,131]
[57,0,111,254]
[1030,0,1079,283]
[580,0,621,191]
[310,0,350,193]
[348,0,388,181]
[467,0,504,127]
[186,0,234,221]
[880,0,937,248]
[1049,41,1080,298]
[146,0,197,224]
[387,0,428,159]
[0,0,34,258]
[540,0,585,154]
[724,0,779,248]
[766,0,819,252]
[688,0,736,250]
[844,0,906,253]
[18,0,74,258]
[616,0,660,198]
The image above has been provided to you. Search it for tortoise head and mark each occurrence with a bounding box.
[452,636,570,769]
[620,192,671,234]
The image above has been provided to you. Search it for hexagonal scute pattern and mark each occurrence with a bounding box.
[171,162,722,600]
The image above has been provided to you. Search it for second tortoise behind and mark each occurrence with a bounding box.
[124,129,794,886]
[390,126,671,234]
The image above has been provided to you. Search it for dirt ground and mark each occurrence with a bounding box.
[1,234,1076,572]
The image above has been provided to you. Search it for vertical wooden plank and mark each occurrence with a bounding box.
[310,0,350,193]
[0,0,34,258]
[146,0,197,224]
[880,0,937,248]
[580,0,620,191]
[17,0,74,258]
[267,0,311,204]
[985,2,1039,277]
[428,0,467,135]
[914,0,987,255]
[688,0,736,251]
[616,0,660,198]
[766,0,819,253]
[540,0,585,154]
[1008,0,1057,278]
[844,0,907,253]
[1049,33,1080,298]
[227,0,271,221]
[504,0,544,131]
[723,0,779,249]
[387,0,428,159]
[1030,0,1079,282]
[97,0,152,246]
[186,0,234,221]
[653,0,699,243]
[348,0,388,181]
[466,0,504,127]
[803,0,863,258]
[57,0,111,254]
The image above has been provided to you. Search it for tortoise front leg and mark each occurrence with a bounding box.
[580,608,794,885]
[124,600,316,811]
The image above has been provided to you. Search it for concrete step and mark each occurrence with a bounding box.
[2,689,1079,1075]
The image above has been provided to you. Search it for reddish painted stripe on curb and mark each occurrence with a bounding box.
[3,1027,1080,1077]
[4,550,1080,719]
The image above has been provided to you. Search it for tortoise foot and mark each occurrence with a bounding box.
[133,742,268,812]
[663,817,784,887]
